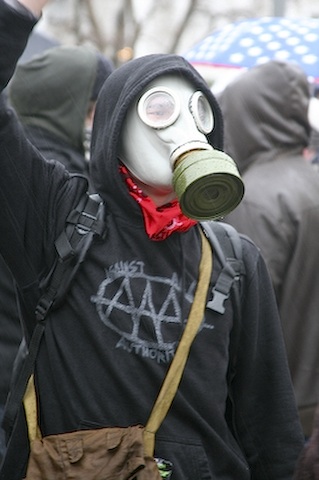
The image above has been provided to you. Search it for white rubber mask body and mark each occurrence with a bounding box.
[119,75,213,197]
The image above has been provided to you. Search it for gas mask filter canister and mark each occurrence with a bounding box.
[173,148,244,221]
[120,75,244,221]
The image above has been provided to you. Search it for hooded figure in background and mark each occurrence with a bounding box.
[219,60,319,438]
[8,44,113,181]
[0,1,304,479]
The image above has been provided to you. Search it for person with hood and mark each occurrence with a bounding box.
[219,60,319,439]
[8,40,114,184]
[0,1,304,479]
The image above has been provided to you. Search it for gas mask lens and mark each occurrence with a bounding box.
[138,86,214,136]
[190,91,214,134]
[138,87,180,129]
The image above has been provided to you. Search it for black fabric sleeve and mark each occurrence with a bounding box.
[0,0,37,89]
[231,236,304,479]
[0,2,83,291]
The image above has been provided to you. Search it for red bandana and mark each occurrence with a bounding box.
[120,165,197,241]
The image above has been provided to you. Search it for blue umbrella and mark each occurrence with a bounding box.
[184,17,319,84]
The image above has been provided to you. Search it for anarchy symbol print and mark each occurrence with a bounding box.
[91,260,214,364]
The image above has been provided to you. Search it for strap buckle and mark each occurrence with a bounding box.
[206,289,229,314]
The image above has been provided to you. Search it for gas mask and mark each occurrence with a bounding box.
[119,75,244,221]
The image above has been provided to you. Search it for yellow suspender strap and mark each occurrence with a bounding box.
[23,374,41,442]
[144,228,212,457]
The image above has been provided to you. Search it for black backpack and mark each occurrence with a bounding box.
[0,194,245,480]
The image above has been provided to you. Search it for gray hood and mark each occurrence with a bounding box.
[9,45,113,152]
[218,60,311,173]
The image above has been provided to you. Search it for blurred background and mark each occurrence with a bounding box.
[36,0,319,66]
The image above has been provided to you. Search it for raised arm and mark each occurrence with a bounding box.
[0,1,37,88]
[0,0,78,293]
[0,0,51,86]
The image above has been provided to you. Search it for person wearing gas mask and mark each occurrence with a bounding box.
[0,1,304,479]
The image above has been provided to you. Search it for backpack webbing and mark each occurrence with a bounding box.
[201,219,246,396]
[201,220,245,318]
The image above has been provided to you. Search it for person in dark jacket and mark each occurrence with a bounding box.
[8,40,113,186]
[218,60,319,439]
[0,1,304,479]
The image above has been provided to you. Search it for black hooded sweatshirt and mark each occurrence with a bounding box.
[0,2,304,479]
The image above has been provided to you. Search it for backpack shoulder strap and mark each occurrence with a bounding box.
[200,221,245,316]
[2,193,107,447]
[201,220,246,390]
[201,221,246,440]
[36,193,106,320]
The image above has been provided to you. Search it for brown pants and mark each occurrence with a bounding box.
[24,425,161,480]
